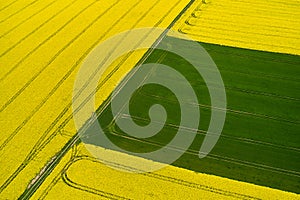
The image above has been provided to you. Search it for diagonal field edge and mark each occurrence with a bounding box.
[17,1,196,199]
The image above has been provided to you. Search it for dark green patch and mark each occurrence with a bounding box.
[85,36,300,193]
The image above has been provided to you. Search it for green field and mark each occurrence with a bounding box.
[84,36,300,193]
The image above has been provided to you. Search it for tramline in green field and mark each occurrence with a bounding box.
[83,36,300,193]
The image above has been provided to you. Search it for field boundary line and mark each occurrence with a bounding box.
[62,156,260,200]
[105,129,300,178]
[17,1,196,199]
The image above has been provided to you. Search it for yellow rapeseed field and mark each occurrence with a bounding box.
[31,143,299,199]
[172,0,300,55]
[1,0,299,199]
[0,0,190,198]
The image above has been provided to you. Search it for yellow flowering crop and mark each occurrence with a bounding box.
[0,0,190,198]
[32,143,299,199]
[1,0,299,199]
[172,0,300,55]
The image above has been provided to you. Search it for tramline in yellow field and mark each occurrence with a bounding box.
[0,0,193,198]
[172,0,300,55]
[31,143,299,199]
[0,0,299,199]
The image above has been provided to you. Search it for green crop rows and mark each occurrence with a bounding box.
[84,36,300,193]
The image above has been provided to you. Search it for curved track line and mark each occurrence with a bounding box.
[178,28,300,52]
[1,0,166,194]
[17,1,194,198]
[62,156,259,200]
[106,129,300,178]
